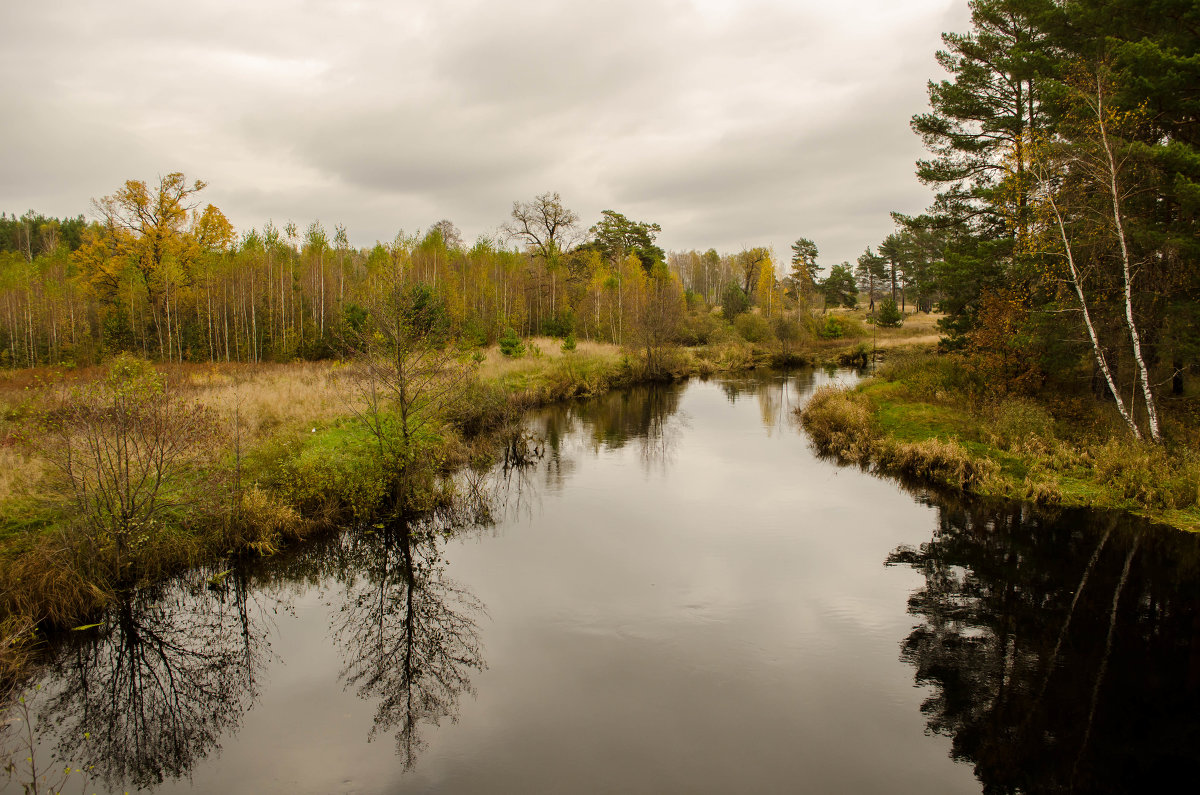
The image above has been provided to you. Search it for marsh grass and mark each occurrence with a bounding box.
[801,355,1200,530]
[801,385,998,490]
[179,361,357,443]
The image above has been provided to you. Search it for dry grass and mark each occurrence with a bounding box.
[476,338,621,380]
[177,361,358,443]
[827,307,944,339]
[0,447,43,506]
[0,361,361,505]
[801,385,880,464]
[800,384,998,491]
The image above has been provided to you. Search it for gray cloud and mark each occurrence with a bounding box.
[1,0,971,263]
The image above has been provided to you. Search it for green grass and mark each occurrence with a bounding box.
[802,355,1200,533]
[0,498,64,543]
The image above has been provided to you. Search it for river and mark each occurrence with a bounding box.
[11,369,1200,793]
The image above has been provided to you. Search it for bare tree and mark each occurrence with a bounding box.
[34,356,221,579]
[504,192,580,264]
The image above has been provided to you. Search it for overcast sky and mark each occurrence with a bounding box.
[0,0,970,266]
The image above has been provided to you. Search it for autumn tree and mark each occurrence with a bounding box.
[1030,63,1167,440]
[91,173,207,361]
[630,262,685,379]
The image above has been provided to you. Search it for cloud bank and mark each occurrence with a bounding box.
[0,0,971,265]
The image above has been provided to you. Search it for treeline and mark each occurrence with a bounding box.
[1,183,826,369]
[896,0,1199,440]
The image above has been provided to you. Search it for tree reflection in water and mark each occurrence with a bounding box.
[330,498,492,769]
[888,500,1200,793]
[533,382,686,487]
[716,369,814,436]
[33,568,278,790]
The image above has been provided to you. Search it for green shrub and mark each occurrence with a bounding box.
[721,282,750,320]
[560,333,577,353]
[679,311,723,346]
[734,312,772,343]
[773,317,806,346]
[443,380,512,436]
[499,328,524,357]
[876,297,902,328]
[987,399,1056,452]
[1092,438,1199,509]
[816,314,846,339]
[877,353,983,401]
[278,423,388,519]
[541,310,575,338]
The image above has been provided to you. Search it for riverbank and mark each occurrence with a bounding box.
[0,314,942,686]
[0,338,806,686]
[799,354,1200,533]
[0,343,624,681]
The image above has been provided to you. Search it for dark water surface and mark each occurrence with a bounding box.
[16,371,1200,793]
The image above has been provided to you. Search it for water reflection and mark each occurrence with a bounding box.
[889,500,1200,793]
[533,383,686,485]
[33,570,278,790]
[716,369,816,435]
[330,501,491,768]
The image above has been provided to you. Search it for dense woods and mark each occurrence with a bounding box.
[1,188,786,370]
[895,0,1199,440]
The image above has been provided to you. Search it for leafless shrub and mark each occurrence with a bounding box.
[31,355,223,581]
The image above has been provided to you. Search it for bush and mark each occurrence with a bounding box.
[560,333,577,353]
[721,282,750,320]
[459,317,491,347]
[876,297,902,328]
[277,423,388,519]
[877,437,998,491]
[734,312,772,343]
[443,380,512,437]
[800,386,879,464]
[838,343,870,368]
[773,316,806,346]
[1092,438,1199,510]
[499,328,524,357]
[679,311,723,346]
[541,311,575,338]
[815,314,848,339]
[876,352,984,401]
[31,355,223,580]
[987,399,1056,452]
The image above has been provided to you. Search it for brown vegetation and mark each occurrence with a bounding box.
[800,353,1200,530]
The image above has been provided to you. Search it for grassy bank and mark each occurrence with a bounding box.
[0,338,774,685]
[799,353,1200,532]
[0,314,944,685]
